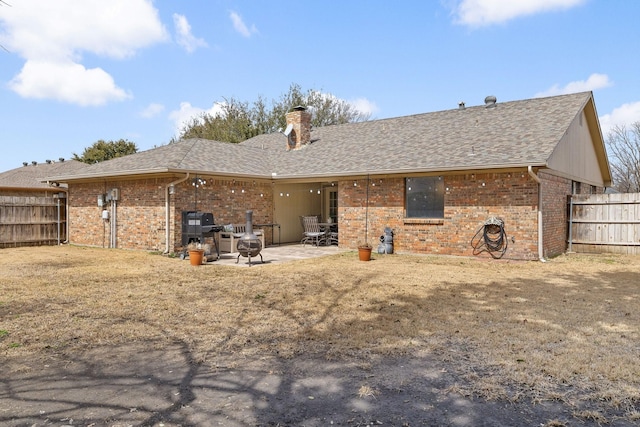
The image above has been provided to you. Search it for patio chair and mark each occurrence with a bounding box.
[327,227,339,245]
[301,215,327,246]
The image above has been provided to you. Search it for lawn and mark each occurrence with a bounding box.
[1,246,639,424]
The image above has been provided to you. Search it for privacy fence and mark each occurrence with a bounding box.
[568,193,640,255]
[0,195,67,248]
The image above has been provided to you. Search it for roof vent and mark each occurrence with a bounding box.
[458,101,466,110]
[484,96,497,108]
[31,161,37,166]
[23,162,28,167]
[46,159,52,164]
[59,157,65,162]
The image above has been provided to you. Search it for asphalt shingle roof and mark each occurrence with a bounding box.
[46,92,596,182]
[0,159,87,189]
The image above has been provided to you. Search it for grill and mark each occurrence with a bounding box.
[181,211,223,260]
[236,210,263,266]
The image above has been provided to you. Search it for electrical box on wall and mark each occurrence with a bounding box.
[97,195,104,207]
[102,209,110,220]
[105,188,120,202]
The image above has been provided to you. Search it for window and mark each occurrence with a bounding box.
[406,176,444,218]
[572,181,581,194]
[328,190,338,223]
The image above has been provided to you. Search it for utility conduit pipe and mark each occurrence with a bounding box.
[527,166,546,262]
[164,173,190,254]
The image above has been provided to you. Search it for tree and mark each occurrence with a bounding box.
[175,83,371,143]
[178,98,259,143]
[606,122,640,193]
[73,139,138,164]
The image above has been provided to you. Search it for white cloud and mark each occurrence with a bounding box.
[0,0,168,105]
[452,0,586,27]
[169,102,226,136]
[599,102,640,137]
[534,73,613,98]
[140,103,165,119]
[9,60,130,106]
[349,97,379,117]
[229,11,258,38]
[173,13,207,53]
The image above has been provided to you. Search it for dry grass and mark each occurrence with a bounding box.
[1,246,639,420]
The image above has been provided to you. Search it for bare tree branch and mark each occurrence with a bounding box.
[606,122,640,192]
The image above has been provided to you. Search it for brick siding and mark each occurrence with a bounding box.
[339,172,541,260]
[68,170,601,260]
[68,177,274,251]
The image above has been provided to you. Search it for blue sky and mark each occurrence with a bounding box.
[1,0,639,172]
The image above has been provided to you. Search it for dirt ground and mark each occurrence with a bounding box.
[1,246,639,426]
[4,343,587,427]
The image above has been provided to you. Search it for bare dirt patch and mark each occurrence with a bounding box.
[1,246,639,426]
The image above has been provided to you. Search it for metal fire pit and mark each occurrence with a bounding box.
[236,210,263,266]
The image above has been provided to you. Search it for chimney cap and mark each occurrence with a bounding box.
[292,105,307,111]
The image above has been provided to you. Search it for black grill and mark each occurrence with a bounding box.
[181,211,223,258]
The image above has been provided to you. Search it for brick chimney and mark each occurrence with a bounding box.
[284,106,311,150]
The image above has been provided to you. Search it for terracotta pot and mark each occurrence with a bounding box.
[189,249,205,266]
[358,246,372,261]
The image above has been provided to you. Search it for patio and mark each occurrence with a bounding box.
[200,242,347,267]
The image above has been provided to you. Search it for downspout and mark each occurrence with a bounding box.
[527,166,546,262]
[164,173,190,254]
[64,191,69,243]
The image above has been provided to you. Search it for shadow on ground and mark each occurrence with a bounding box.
[2,341,612,427]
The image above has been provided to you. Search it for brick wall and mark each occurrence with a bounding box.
[67,171,602,259]
[539,171,571,258]
[68,177,274,252]
[338,172,540,260]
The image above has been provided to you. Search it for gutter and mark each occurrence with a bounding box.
[527,166,546,262]
[164,173,190,254]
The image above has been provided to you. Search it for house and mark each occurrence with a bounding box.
[45,91,611,260]
[0,158,87,247]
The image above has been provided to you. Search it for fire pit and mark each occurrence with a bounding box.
[236,210,263,266]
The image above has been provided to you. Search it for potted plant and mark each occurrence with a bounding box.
[358,241,373,261]
[187,242,204,266]
[357,174,372,261]
[186,175,206,266]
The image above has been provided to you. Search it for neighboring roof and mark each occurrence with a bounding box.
[0,159,87,190]
[46,92,609,183]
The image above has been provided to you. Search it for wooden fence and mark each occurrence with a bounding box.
[568,193,640,255]
[0,195,67,248]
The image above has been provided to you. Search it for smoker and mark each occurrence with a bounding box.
[181,211,223,259]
